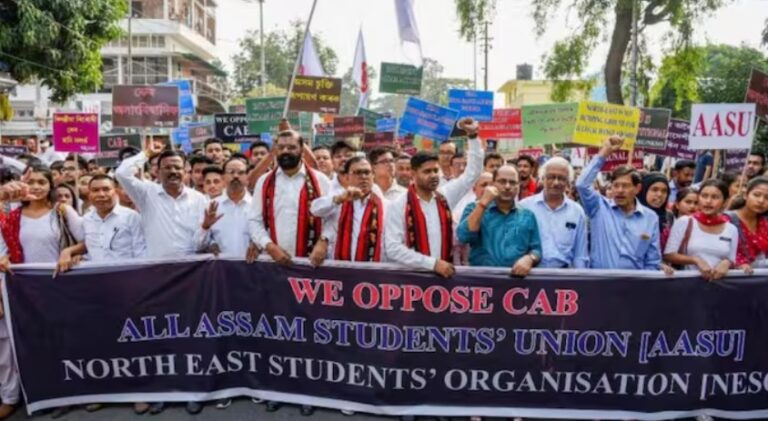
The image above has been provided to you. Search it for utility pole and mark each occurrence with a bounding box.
[259,0,266,96]
[629,0,639,106]
[482,21,491,91]
[473,34,477,89]
[127,1,133,84]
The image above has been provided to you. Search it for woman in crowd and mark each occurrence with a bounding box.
[722,171,744,210]
[726,176,768,273]
[54,183,79,215]
[673,188,699,218]
[639,172,674,249]
[664,180,739,281]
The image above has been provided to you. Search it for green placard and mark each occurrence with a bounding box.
[379,62,423,95]
[245,97,301,134]
[357,108,384,133]
[521,103,579,146]
[314,134,336,147]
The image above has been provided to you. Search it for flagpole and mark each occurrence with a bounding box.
[283,0,319,118]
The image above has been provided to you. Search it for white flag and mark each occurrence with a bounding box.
[352,28,370,109]
[394,0,423,65]
[299,29,326,77]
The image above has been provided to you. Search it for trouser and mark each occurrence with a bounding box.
[0,321,20,405]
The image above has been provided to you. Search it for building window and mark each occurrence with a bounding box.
[131,1,143,18]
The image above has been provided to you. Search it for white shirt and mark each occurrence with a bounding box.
[115,152,209,258]
[384,137,484,270]
[83,204,147,261]
[199,192,253,257]
[249,163,332,256]
[377,181,407,201]
[0,207,84,263]
[310,192,388,261]
[665,216,738,270]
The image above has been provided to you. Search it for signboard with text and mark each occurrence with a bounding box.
[479,108,522,139]
[357,108,385,133]
[333,117,365,140]
[573,101,640,150]
[112,85,180,128]
[379,62,423,95]
[447,89,494,121]
[53,113,100,153]
[214,113,249,142]
[689,103,757,150]
[661,119,697,160]
[521,103,578,146]
[745,68,768,122]
[635,108,671,151]
[97,134,142,167]
[399,97,459,142]
[289,76,342,114]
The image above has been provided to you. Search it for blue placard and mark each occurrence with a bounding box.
[159,80,195,117]
[376,118,397,133]
[447,89,494,121]
[172,121,192,153]
[260,132,273,146]
[399,97,459,142]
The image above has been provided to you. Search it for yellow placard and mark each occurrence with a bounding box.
[572,101,640,150]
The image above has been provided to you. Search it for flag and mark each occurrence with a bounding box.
[352,28,369,110]
[299,29,325,77]
[394,0,423,65]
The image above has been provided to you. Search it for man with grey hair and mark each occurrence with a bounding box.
[519,156,589,268]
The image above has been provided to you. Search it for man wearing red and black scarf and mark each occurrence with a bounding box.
[384,118,486,278]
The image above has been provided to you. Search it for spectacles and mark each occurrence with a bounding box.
[351,169,372,177]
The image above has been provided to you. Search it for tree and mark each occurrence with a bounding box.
[527,0,726,105]
[0,0,126,102]
[763,18,768,46]
[371,58,473,115]
[339,66,377,116]
[231,20,338,97]
[454,0,496,41]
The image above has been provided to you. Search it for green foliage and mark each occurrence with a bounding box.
[651,44,768,118]
[231,20,338,97]
[0,0,127,102]
[453,0,496,41]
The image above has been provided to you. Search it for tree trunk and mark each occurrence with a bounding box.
[605,0,633,105]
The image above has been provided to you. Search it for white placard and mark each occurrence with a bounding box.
[689,103,757,150]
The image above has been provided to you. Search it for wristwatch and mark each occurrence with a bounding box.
[528,253,540,264]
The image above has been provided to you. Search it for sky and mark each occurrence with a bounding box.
[214,0,768,99]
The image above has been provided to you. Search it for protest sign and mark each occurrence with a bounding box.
[171,122,191,152]
[214,113,249,142]
[588,148,644,171]
[479,108,522,139]
[689,103,757,150]
[363,132,395,150]
[521,103,578,146]
[379,62,423,95]
[188,122,215,145]
[662,119,697,160]
[745,68,768,122]
[572,101,640,150]
[112,85,179,128]
[158,80,194,117]
[9,258,768,420]
[0,145,28,157]
[289,76,342,114]
[518,148,545,160]
[246,97,285,134]
[96,134,142,167]
[569,147,587,167]
[358,108,384,133]
[447,89,494,121]
[636,108,671,151]
[333,117,365,140]
[399,97,459,142]
[52,113,100,153]
[314,122,335,147]
[726,149,750,172]
[376,118,397,133]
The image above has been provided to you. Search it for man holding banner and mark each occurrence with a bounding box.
[384,118,484,277]
[576,136,663,271]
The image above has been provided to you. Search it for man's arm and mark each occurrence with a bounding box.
[573,209,590,269]
[383,198,436,271]
[644,216,662,270]
[440,136,484,209]
[130,213,148,258]
[575,136,622,218]
[114,151,152,210]
[247,174,274,250]
[526,211,542,261]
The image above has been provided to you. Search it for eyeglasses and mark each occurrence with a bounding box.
[351,169,373,177]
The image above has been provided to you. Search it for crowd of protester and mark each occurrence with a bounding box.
[0,118,765,419]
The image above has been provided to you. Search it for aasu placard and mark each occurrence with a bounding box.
[689,103,757,150]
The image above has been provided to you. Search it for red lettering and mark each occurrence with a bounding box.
[319,279,344,307]
[287,278,343,306]
[503,288,529,315]
[738,111,752,136]
[287,277,320,304]
[527,289,554,315]
[401,285,423,312]
[710,113,723,136]
[471,287,494,314]
[693,113,708,137]
[724,111,736,136]
[555,289,579,315]
[379,283,401,310]
[449,286,470,313]
[352,282,379,309]
[423,286,450,313]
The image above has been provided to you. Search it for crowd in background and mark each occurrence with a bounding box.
[0,118,764,419]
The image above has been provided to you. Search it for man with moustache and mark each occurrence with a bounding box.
[385,118,485,277]
[458,165,542,275]
[516,154,538,200]
[310,156,386,265]
[395,153,412,187]
[369,147,406,200]
[519,157,589,269]
[115,144,209,414]
[576,136,662,270]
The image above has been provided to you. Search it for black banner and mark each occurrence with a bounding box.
[5,259,768,418]
[214,113,249,142]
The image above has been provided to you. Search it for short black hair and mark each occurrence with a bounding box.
[343,156,369,174]
[312,145,330,153]
[223,156,248,172]
[699,179,730,201]
[484,152,503,167]
[611,165,642,185]
[411,151,439,170]
[203,138,224,149]
[721,171,740,187]
[396,153,412,161]
[331,140,356,157]
[118,146,141,161]
[450,151,466,165]
[157,150,186,167]
[88,174,116,188]
[65,154,88,169]
[87,159,97,165]
[517,154,536,168]
[674,159,696,171]
[50,160,65,172]
[202,165,224,178]
[189,155,213,168]
[192,148,203,156]
[368,146,394,165]
[750,152,766,166]
[249,140,270,152]
[276,130,305,148]
[17,154,42,168]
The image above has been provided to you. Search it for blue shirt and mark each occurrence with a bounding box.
[519,192,590,269]
[575,156,661,270]
[694,152,713,184]
[457,202,542,267]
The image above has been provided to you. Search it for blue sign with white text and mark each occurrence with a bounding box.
[399,97,459,142]
[447,89,494,121]
[376,118,397,133]
[160,80,195,117]
[172,122,192,153]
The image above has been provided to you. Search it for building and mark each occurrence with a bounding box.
[496,79,592,108]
